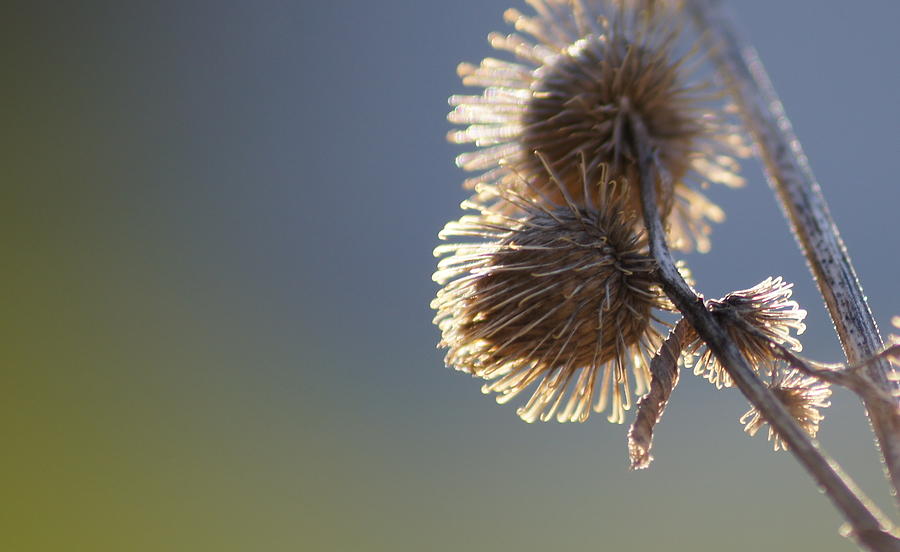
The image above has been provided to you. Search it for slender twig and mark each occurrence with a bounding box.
[682,0,900,503]
[630,111,900,551]
[723,311,898,407]
[768,343,900,434]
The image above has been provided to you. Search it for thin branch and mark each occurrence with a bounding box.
[630,112,900,551]
[724,310,898,407]
[682,0,900,502]
[770,344,900,438]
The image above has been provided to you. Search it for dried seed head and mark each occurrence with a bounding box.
[685,277,807,388]
[432,167,669,423]
[740,368,832,451]
[449,0,746,252]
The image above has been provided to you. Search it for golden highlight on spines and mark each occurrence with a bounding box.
[432,164,669,424]
[684,277,807,388]
[740,368,832,451]
[448,0,747,253]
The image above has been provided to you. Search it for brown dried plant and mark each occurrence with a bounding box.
[740,367,832,451]
[448,0,746,252]
[433,162,668,423]
[433,0,900,549]
[684,277,807,388]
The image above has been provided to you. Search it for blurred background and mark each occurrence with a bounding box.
[2,1,899,550]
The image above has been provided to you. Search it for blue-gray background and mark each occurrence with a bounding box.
[3,1,898,551]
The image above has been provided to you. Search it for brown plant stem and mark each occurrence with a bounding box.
[631,111,900,551]
[682,0,900,504]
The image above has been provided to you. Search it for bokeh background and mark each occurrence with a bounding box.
[3,1,899,550]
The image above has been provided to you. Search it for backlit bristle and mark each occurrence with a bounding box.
[433,164,670,423]
[449,0,747,253]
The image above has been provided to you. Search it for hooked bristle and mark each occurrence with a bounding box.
[448,0,747,253]
[740,368,832,451]
[432,166,670,424]
[684,277,807,388]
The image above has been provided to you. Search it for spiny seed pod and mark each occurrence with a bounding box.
[740,368,832,451]
[684,277,807,388]
[432,165,669,423]
[448,0,747,252]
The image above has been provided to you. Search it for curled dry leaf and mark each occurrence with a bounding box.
[628,318,690,469]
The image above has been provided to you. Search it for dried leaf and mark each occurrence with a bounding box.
[628,318,689,469]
